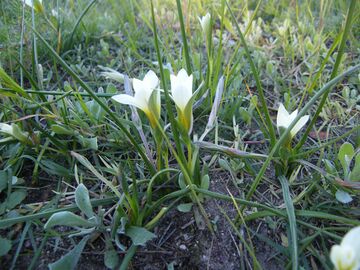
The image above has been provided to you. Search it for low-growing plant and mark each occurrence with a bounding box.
[0,0,359,269]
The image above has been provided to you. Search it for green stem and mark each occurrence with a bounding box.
[175,0,192,73]
[68,0,99,46]
[0,88,116,97]
[118,244,137,270]
[278,175,298,270]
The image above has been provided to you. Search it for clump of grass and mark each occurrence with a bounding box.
[0,0,359,269]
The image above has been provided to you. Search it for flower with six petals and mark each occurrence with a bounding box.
[170,69,194,133]
[276,103,309,138]
[112,70,160,128]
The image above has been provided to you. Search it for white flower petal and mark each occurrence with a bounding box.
[330,245,343,270]
[143,70,159,90]
[112,94,147,112]
[23,0,42,8]
[199,13,211,34]
[330,226,360,270]
[277,103,290,128]
[133,71,159,103]
[170,69,193,111]
[132,78,145,95]
[342,226,360,259]
[290,115,309,137]
[330,245,356,270]
[288,109,298,126]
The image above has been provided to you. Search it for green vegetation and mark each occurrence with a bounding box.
[0,0,359,269]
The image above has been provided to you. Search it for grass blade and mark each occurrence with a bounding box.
[278,175,298,270]
[68,0,99,47]
[175,0,192,73]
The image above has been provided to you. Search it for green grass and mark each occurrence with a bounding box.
[0,0,359,269]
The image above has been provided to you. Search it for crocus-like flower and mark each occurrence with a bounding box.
[198,13,211,37]
[170,69,194,133]
[112,70,160,128]
[23,0,44,13]
[330,226,360,270]
[276,103,309,138]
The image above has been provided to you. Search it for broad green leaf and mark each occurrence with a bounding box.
[86,100,106,121]
[75,184,94,218]
[40,160,72,177]
[177,203,193,213]
[6,190,27,210]
[178,173,186,190]
[44,211,96,230]
[218,158,231,172]
[48,236,89,270]
[126,226,156,246]
[106,83,118,94]
[323,159,338,176]
[239,108,251,124]
[338,142,354,176]
[335,190,353,204]
[0,236,11,256]
[77,135,98,150]
[201,175,210,190]
[104,241,119,269]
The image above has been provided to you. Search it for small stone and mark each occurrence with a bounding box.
[179,244,187,251]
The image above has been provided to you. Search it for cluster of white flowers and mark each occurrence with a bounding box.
[111,69,194,132]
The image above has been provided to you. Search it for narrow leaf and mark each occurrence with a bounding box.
[48,236,89,270]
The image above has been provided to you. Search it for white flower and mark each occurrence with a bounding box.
[23,0,43,13]
[276,103,309,138]
[170,69,194,132]
[330,226,360,270]
[51,9,58,18]
[171,69,193,112]
[112,70,160,127]
[198,13,211,36]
